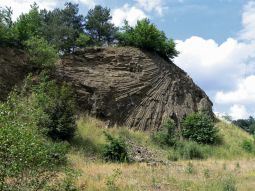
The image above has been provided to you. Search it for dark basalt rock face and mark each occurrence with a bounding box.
[0,47,30,101]
[56,47,213,131]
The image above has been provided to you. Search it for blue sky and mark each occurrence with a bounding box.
[1,0,255,119]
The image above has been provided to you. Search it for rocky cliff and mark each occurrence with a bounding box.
[0,47,30,101]
[56,47,213,131]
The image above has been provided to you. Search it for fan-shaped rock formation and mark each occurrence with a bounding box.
[56,47,213,131]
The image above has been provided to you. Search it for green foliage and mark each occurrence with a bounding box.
[152,119,177,147]
[13,3,42,42]
[25,36,58,69]
[33,75,77,141]
[233,116,255,134]
[0,6,18,45]
[182,112,219,144]
[103,132,129,162]
[117,19,179,59]
[85,5,117,45]
[41,2,84,52]
[75,33,91,48]
[0,91,68,189]
[221,176,237,191]
[185,162,195,174]
[241,140,253,153]
[175,141,205,160]
[105,168,122,191]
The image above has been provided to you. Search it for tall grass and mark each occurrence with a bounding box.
[66,116,255,190]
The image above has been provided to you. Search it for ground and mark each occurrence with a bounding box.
[65,116,255,191]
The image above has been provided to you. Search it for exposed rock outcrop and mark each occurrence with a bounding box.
[56,47,213,131]
[0,47,30,101]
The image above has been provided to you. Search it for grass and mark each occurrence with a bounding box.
[68,154,255,191]
[67,115,255,190]
[71,115,161,158]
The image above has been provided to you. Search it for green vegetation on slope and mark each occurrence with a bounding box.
[67,116,255,191]
[72,116,255,162]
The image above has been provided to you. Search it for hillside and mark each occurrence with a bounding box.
[68,116,255,191]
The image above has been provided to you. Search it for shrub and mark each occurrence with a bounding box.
[103,132,129,162]
[152,119,177,147]
[185,162,195,174]
[241,140,253,153]
[182,112,219,144]
[34,76,77,141]
[0,91,68,189]
[117,19,178,60]
[176,141,204,160]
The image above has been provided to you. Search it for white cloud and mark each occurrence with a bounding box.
[112,4,147,27]
[215,75,255,105]
[135,0,166,15]
[73,0,96,8]
[174,36,255,91]
[229,104,249,120]
[0,0,96,21]
[174,0,255,119]
[239,0,255,41]
[0,0,58,20]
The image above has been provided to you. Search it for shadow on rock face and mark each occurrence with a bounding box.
[55,47,214,131]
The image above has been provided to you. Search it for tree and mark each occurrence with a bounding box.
[75,33,91,48]
[233,116,255,134]
[34,77,77,141]
[117,19,179,60]
[85,5,117,45]
[0,6,12,28]
[0,6,17,44]
[25,36,58,69]
[41,2,84,52]
[13,3,42,42]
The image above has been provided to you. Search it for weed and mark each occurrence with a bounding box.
[241,140,253,153]
[105,168,122,191]
[185,162,195,174]
[203,168,210,178]
[222,176,237,191]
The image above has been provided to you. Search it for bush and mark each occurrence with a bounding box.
[0,91,68,189]
[34,75,77,141]
[117,19,178,60]
[103,132,129,162]
[241,140,253,153]
[182,112,219,144]
[152,119,177,147]
[176,141,204,160]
